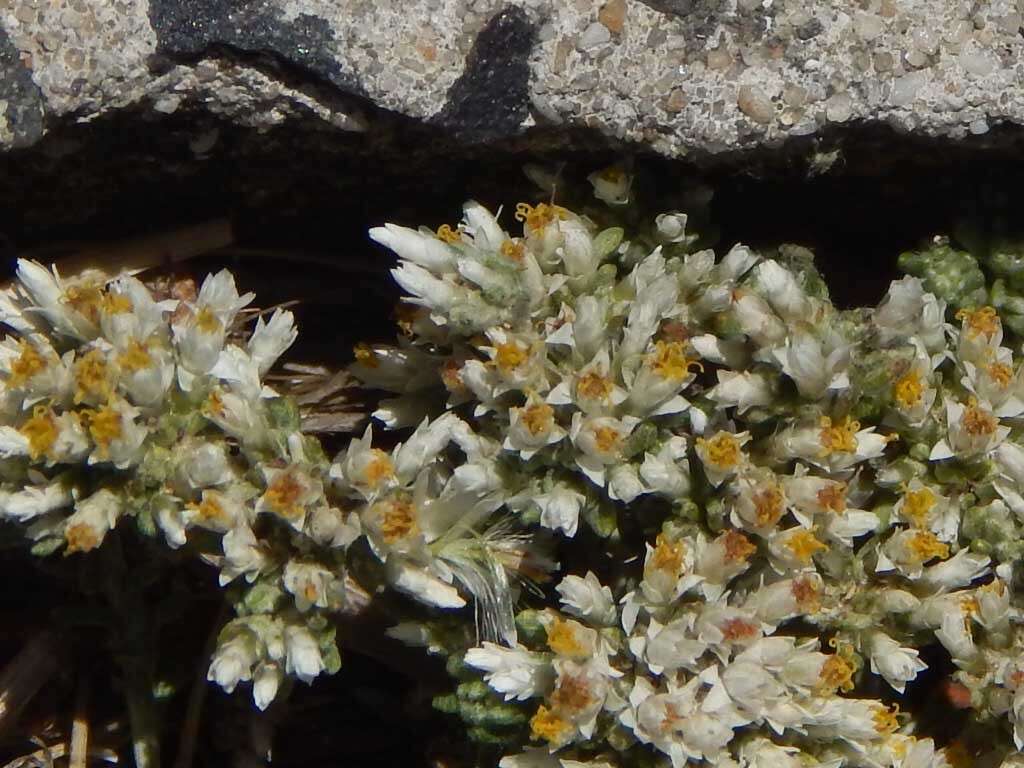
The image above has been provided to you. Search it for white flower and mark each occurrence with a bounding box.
[708,370,775,414]
[556,572,616,626]
[695,431,750,487]
[919,547,990,593]
[655,212,689,243]
[465,642,553,701]
[248,309,298,376]
[0,478,73,523]
[283,624,325,684]
[534,483,586,537]
[644,617,706,674]
[570,413,640,487]
[994,441,1024,515]
[934,609,977,663]
[772,332,850,400]
[505,396,565,459]
[391,262,462,313]
[63,488,123,554]
[955,305,1002,365]
[369,222,457,274]
[173,269,253,381]
[755,259,810,324]
[930,397,1009,461]
[608,464,647,503]
[732,290,786,347]
[208,629,260,693]
[252,662,283,711]
[868,632,927,693]
[717,244,760,283]
[386,560,466,608]
[874,276,947,351]
[283,560,342,612]
[639,436,690,498]
[587,166,631,205]
[876,528,951,579]
[218,525,268,585]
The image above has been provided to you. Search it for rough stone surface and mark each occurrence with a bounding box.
[2,0,1024,161]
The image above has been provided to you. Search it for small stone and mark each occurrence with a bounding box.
[943,19,973,44]
[999,13,1022,34]
[854,12,884,40]
[782,84,807,107]
[664,88,687,112]
[553,37,573,73]
[879,0,896,17]
[779,108,802,126]
[14,5,36,22]
[537,22,556,42]
[737,84,774,124]
[873,51,894,70]
[969,117,990,134]
[707,46,732,70]
[960,46,996,76]
[598,0,627,34]
[63,47,84,69]
[891,71,927,106]
[796,18,824,40]
[578,21,611,50]
[911,27,940,54]
[905,48,929,68]
[572,70,600,90]
[39,32,61,51]
[825,92,853,122]
[852,51,871,72]
[646,27,667,47]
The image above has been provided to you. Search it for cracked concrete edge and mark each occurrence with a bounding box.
[2,0,1024,158]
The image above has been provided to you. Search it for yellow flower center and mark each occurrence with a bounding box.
[500,239,525,262]
[753,484,785,526]
[893,369,924,408]
[530,705,570,743]
[353,342,379,368]
[394,303,422,336]
[592,425,621,454]
[20,405,57,461]
[819,416,859,455]
[100,291,133,314]
[495,342,529,373]
[265,471,306,519]
[987,361,1013,388]
[791,575,821,611]
[816,654,856,694]
[363,450,395,488]
[436,224,461,244]
[204,389,225,418]
[194,494,228,522]
[962,399,997,436]
[647,340,703,381]
[907,530,949,563]
[599,166,625,183]
[379,497,418,543]
[723,529,757,563]
[902,487,936,526]
[9,339,46,387]
[118,339,153,374]
[785,529,828,563]
[720,617,759,641]
[195,306,221,334]
[700,433,741,469]
[65,522,101,554]
[550,674,595,713]
[872,704,901,735]
[515,202,569,233]
[521,403,554,436]
[74,349,110,404]
[816,483,847,513]
[651,533,683,574]
[956,306,999,340]
[63,283,103,324]
[86,405,122,454]
[545,617,587,657]
[576,370,613,401]
[431,363,463,398]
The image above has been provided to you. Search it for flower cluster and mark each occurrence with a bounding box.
[350,169,1024,767]
[0,261,346,709]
